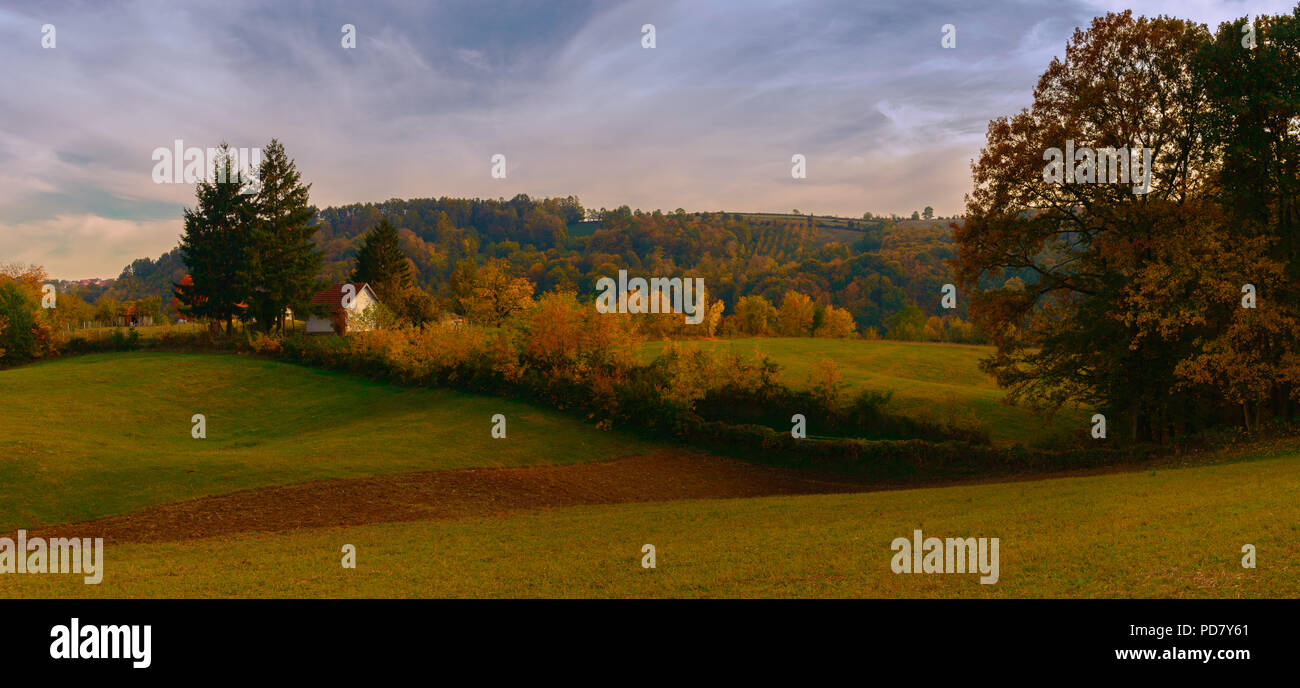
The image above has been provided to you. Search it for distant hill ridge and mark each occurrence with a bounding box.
[72,195,975,334]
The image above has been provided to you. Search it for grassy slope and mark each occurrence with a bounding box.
[8,451,1295,598]
[0,353,658,532]
[639,337,1086,446]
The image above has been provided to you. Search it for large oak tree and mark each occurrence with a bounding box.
[955,10,1300,441]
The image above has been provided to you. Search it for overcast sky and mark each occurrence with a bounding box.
[0,0,1288,278]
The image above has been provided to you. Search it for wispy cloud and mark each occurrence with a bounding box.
[0,0,1284,277]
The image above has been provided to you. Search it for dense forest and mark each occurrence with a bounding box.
[70,196,982,340]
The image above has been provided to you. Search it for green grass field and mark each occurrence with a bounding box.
[0,353,658,532]
[4,348,1294,598]
[6,450,1295,598]
[638,337,1086,446]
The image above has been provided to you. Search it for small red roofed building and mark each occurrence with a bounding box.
[305,283,380,334]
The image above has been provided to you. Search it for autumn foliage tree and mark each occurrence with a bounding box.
[449,259,536,326]
[0,263,54,363]
[733,295,776,335]
[814,304,857,338]
[521,290,635,370]
[955,9,1300,441]
[775,291,816,336]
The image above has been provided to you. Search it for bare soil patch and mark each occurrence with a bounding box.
[32,451,868,544]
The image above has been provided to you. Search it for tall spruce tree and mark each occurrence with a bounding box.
[175,144,253,334]
[246,139,323,333]
[350,218,412,300]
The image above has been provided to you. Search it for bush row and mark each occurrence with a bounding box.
[36,324,1161,481]
[685,420,1148,480]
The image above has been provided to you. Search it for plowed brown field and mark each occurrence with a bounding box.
[33,451,870,544]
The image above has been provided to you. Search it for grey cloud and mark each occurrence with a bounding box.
[0,0,1285,277]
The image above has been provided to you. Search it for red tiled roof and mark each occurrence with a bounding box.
[310,283,371,314]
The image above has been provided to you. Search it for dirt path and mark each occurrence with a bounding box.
[32,451,870,544]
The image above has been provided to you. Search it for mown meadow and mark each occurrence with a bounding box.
[6,448,1296,598]
[0,352,659,532]
[639,337,1087,446]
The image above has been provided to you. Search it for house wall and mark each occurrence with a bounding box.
[352,288,375,316]
[305,286,378,334]
[304,316,335,334]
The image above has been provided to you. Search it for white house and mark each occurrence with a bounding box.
[305,282,381,334]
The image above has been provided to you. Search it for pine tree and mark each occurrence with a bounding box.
[350,218,411,300]
[175,144,254,334]
[246,139,323,333]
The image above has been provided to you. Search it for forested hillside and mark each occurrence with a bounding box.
[74,196,978,337]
